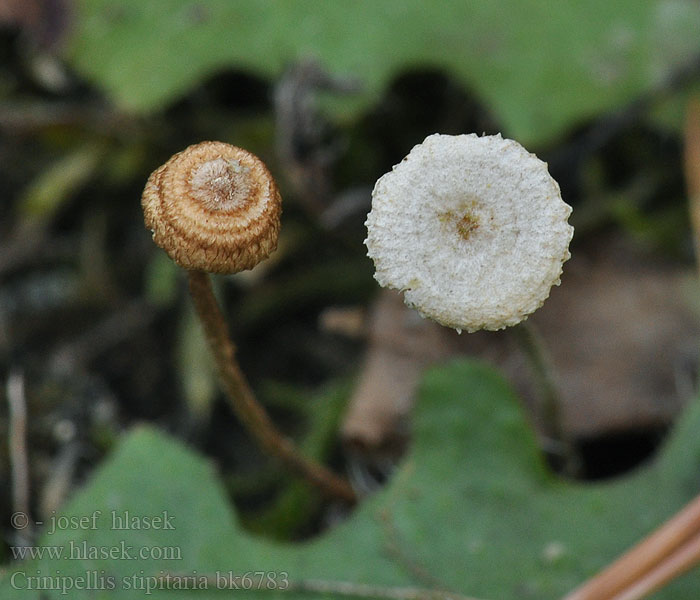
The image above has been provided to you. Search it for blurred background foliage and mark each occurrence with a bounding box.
[1,0,700,589]
[67,0,700,144]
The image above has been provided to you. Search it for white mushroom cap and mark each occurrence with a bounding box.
[365,133,573,333]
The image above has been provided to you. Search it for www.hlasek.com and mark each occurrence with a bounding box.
[11,540,182,561]
[10,570,290,595]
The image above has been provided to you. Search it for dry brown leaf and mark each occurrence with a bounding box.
[341,289,460,453]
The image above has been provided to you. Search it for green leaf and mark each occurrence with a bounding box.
[4,360,700,598]
[65,0,700,145]
[18,143,105,224]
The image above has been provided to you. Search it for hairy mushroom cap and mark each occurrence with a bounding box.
[365,133,573,332]
[141,141,281,274]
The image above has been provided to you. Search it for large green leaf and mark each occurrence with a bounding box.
[66,0,700,145]
[3,360,700,598]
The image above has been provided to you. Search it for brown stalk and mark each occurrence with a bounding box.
[188,270,356,503]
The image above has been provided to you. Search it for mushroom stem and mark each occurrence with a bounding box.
[512,321,579,476]
[187,270,357,504]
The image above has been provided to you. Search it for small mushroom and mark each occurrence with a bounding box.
[140,141,355,503]
[365,133,574,333]
[141,141,282,274]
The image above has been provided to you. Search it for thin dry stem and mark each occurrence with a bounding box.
[685,97,700,271]
[7,369,33,542]
[610,529,700,600]
[187,270,356,503]
[564,494,700,600]
[287,578,488,600]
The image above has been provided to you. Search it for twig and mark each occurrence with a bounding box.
[187,270,356,504]
[7,369,33,543]
[613,535,700,600]
[610,529,700,600]
[563,494,700,600]
[287,578,489,600]
[684,97,700,274]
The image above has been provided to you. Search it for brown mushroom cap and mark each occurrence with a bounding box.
[141,141,282,273]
